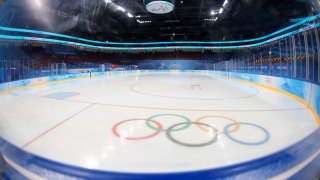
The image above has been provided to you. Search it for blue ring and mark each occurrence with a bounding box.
[224,123,270,146]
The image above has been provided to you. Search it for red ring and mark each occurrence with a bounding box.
[112,119,163,140]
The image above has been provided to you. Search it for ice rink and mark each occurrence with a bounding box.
[0,71,318,177]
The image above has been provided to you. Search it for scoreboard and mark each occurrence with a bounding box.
[144,0,175,14]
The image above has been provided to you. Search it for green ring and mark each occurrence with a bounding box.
[146,114,192,132]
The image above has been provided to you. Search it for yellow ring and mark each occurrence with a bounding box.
[195,116,240,135]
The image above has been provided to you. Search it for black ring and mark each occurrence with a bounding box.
[166,122,218,147]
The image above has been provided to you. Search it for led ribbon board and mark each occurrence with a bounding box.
[144,0,174,14]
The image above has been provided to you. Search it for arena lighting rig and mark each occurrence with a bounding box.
[104,0,134,18]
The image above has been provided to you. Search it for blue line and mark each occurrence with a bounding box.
[0,14,319,46]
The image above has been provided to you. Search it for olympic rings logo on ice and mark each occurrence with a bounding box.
[112,114,270,147]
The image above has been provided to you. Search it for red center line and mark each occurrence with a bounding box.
[22,104,94,148]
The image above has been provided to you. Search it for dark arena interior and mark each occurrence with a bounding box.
[0,0,320,179]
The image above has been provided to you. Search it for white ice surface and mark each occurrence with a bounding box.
[0,72,317,173]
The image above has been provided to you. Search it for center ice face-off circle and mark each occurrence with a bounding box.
[130,80,260,101]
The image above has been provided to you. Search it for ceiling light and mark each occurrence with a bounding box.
[104,0,112,4]
[104,1,133,19]
[219,8,223,14]
[34,0,42,7]
[223,0,228,7]
[211,10,217,15]
[205,17,218,21]
[137,20,152,24]
[127,13,133,18]
[116,5,126,12]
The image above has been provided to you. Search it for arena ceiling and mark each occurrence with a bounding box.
[0,0,317,42]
